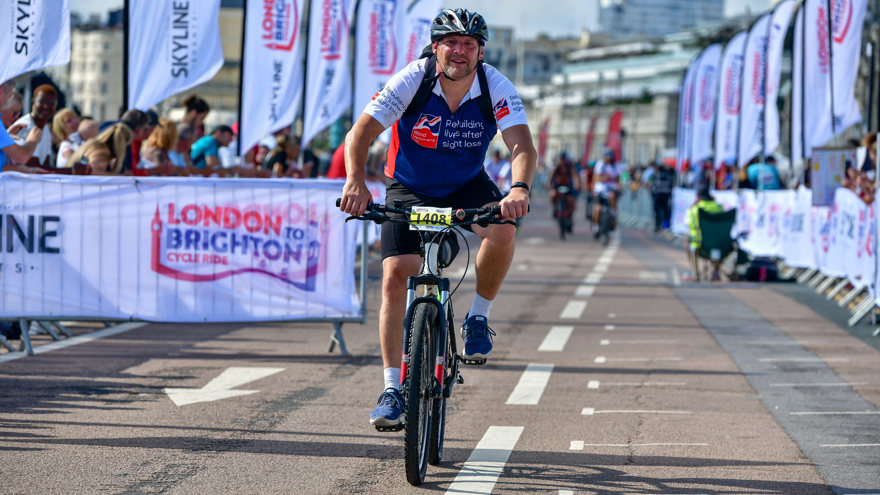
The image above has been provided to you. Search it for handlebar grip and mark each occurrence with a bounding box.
[335,198,342,207]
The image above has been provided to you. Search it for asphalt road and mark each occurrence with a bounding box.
[1,196,878,494]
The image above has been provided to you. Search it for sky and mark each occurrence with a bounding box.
[70,0,778,39]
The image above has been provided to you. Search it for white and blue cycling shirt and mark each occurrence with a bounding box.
[364,58,528,197]
[0,113,15,172]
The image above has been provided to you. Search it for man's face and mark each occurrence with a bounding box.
[434,35,483,80]
[31,90,57,124]
[216,131,233,147]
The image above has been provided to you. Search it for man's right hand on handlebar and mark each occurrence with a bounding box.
[339,179,373,217]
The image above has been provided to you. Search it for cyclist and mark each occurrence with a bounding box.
[592,148,621,237]
[547,152,579,228]
[338,8,537,429]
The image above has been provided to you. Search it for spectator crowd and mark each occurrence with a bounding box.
[0,79,380,181]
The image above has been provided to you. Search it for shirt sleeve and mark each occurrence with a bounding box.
[363,59,425,129]
[483,65,528,132]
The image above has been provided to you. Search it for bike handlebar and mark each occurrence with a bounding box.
[335,198,514,227]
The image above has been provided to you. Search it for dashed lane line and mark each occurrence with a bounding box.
[560,300,587,319]
[570,441,708,450]
[506,364,554,405]
[581,408,693,416]
[446,426,524,494]
[538,326,574,352]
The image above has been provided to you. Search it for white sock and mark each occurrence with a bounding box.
[383,367,401,391]
[468,293,493,320]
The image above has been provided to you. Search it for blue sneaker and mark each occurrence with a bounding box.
[370,388,405,430]
[461,314,495,361]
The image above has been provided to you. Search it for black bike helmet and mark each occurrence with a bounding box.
[431,9,489,45]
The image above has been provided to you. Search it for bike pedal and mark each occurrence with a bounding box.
[459,357,487,366]
[374,423,405,432]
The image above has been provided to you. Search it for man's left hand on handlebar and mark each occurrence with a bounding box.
[499,186,529,220]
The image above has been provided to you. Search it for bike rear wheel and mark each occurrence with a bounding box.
[404,302,437,485]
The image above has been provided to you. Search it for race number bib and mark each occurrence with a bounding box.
[409,206,452,232]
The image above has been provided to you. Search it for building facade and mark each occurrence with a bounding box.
[598,0,725,39]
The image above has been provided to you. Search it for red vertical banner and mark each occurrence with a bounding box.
[605,110,624,162]
[538,118,550,168]
[581,115,598,166]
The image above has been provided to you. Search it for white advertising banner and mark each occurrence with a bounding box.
[302,0,356,147]
[240,0,305,158]
[830,0,868,134]
[737,190,788,257]
[779,187,815,268]
[691,44,722,166]
[0,174,359,322]
[715,32,746,170]
[764,0,798,155]
[831,188,868,286]
[676,56,700,172]
[803,0,834,160]
[353,0,405,121]
[670,187,696,235]
[738,13,771,168]
[396,0,441,66]
[127,0,224,111]
[812,206,834,275]
[0,0,71,85]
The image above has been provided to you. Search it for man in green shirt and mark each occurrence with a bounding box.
[685,184,725,280]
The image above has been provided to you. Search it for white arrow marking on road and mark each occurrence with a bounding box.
[165,367,285,406]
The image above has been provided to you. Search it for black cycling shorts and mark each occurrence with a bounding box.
[380,172,503,259]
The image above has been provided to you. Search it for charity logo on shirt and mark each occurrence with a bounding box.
[493,98,510,120]
[411,113,442,148]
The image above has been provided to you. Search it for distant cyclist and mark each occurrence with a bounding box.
[592,148,621,237]
[547,152,580,224]
[338,8,537,430]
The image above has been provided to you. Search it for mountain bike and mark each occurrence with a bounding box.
[338,199,512,486]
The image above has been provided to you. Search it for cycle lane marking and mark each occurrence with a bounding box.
[560,301,587,319]
[538,326,574,352]
[446,426,524,494]
[506,364,554,405]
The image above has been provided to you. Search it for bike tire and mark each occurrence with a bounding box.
[556,198,567,240]
[428,307,452,465]
[404,302,437,485]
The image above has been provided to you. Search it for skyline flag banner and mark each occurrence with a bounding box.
[397,0,442,65]
[606,110,624,163]
[737,12,771,168]
[690,43,722,167]
[127,0,224,111]
[714,31,746,170]
[763,0,798,156]
[353,0,403,121]
[676,53,701,172]
[302,0,356,147]
[240,0,305,158]
[830,0,868,135]
[792,7,806,163]
[797,0,835,162]
[581,114,598,166]
[0,0,71,85]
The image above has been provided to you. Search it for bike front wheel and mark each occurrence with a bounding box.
[404,302,437,485]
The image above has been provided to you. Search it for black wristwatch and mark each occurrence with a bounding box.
[511,182,530,192]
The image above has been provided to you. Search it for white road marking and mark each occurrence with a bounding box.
[594,356,607,364]
[164,367,285,406]
[600,339,610,346]
[570,442,708,449]
[608,313,617,318]
[639,270,668,281]
[446,426,524,494]
[604,325,616,331]
[822,444,880,448]
[604,339,679,345]
[575,284,596,297]
[671,267,682,286]
[602,382,687,387]
[585,273,603,284]
[594,357,683,363]
[560,300,587,319]
[582,408,692,416]
[593,263,610,274]
[759,357,849,363]
[539,326,574,352]
[771,382,869,387]
[0,322,148,363]
[559,491,574,495]
[506,364,554,405]
[587,380,600,389]
[790,411,880,416]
